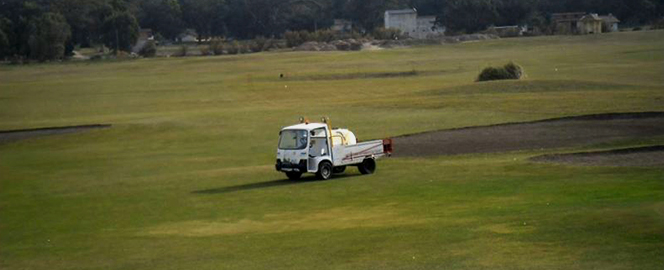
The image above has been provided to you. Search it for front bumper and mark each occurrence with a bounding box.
[276,159,307,172]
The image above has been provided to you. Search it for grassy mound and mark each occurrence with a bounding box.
[477,62,523,82]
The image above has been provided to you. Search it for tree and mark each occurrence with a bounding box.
[495,0,536,26]
[136,0,184,40]
[180,0,228,40]
[343,0,399,32]
[50,0,110,48]
[101,11,139,53]
[0,17,11,59]
[27,12,71,61]
[438,0,499,34]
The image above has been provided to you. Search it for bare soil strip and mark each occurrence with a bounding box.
[0,124,111,144]
[392,112,664,157]
[529,145,664,167]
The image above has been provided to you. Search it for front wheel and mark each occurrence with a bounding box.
[316,161,333,180]
[286,172,302,180]
[358,158,376,175]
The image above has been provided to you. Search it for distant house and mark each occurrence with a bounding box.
[599,14,620,32]
[552,12,586,34]
[552,12,619,35]
[132,28,154,53]
[384,9,444,39]
[332,19,352,32]
[384,9,418,35]
[578,14,603,34]
[177,29,200,43]
[415,16,445,38]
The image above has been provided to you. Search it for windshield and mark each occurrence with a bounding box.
[279,130,308,150]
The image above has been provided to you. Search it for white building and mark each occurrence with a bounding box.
[384,9,444,39]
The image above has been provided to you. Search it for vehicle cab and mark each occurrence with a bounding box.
[275,122,332,180]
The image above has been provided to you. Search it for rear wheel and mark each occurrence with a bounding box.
[286,172,302,180]
[358,158,376,175]
[316,161,333,180]
[333,166,346,174]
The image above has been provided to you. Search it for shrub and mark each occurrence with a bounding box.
[313,29,336,42]
[209,38,225,55]
[652,18,664,29]
[173,45,187,57]
[503,62,523,79]
[239,42,251,54]
[262,38,277,51]
[139,40,157,57]
[226,40,240,54]
[285,31,305,47]
[199,46,211,56]
[249,36,276,52]
[633,27,643,31]
[284,29,354,47]
[373,28,403,40]
[477,62,524,82]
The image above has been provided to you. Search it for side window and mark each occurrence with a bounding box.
[311,128,326,138]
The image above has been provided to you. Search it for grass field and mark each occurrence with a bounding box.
[1,30,663,269]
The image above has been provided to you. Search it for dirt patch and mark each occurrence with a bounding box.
[0,124,111,144]
[529,145,664,167]
[286,69,452,81]
[392,112,664,157]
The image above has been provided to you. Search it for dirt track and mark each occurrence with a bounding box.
[0,124,110,144]
[392,112,664,157]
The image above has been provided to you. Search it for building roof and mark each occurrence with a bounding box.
[552,12,586,22]
[580,13,602,22]
[599,14,620,23]
[385,9,417,15]
[489,25,520,29]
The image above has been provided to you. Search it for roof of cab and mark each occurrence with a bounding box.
[281,123,327,131]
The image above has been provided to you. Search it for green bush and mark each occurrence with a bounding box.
[209,38,225,55]
[250,36,276,52]
[652,18,664,29]
[226,40,240,54]
[284,31,305,47]
[173,45,187,57]
[503,62,523,79]
[139,40,157,57]
[284,29,361,48]
[239,42,250,54]
[372,28,403,40]
[477,62,524,82]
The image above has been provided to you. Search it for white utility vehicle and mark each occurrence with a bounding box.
[276,118,392,180]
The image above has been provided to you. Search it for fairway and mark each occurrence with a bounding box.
[1,31,664,269]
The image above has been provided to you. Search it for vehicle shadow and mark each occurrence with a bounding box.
[191,174,358,195]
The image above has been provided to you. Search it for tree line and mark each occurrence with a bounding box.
[1,0,663,61]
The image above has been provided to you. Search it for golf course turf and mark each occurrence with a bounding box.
[1,30,663,269]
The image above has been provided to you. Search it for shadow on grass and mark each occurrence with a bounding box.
[191,174,358,195]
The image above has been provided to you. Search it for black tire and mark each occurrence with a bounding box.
[333,166,346,174]
[286,172,302,180]
[358,158,376,175]
[316,161,333,180]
